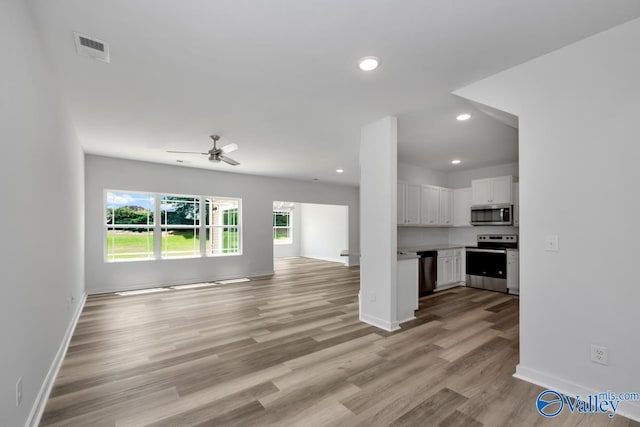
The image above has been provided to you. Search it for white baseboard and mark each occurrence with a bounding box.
[26,293,87,427]
[514,364,640,422]
[359,312,400,332]
[87,270,275,295]
[398,316,416,325]
[433,283,463,292]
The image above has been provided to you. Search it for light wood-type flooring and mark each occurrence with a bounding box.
[41,257,638,426]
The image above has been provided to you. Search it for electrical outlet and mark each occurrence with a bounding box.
[544,235,559,252]
[591,344,609,365]
[16,377,22,407]
[369,292,376,302]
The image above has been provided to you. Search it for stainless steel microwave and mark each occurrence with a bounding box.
[470,204,513,226]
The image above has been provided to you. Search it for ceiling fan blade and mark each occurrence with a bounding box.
[221,143,238,154]
[166,150,208,155]
[219,155,240,166]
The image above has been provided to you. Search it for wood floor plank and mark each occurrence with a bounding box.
[41,257,638,427]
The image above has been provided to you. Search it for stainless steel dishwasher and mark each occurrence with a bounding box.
[417,251,437,296]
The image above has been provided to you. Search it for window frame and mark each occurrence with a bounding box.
[104,190,242,262]
[104,190,156,262]
[160,193,202,260]
[273,209,293,245]
[205,197,242,257]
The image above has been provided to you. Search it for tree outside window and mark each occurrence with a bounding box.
[105,191,155,261]
[160,195,200,258]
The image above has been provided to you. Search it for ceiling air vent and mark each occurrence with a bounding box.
[73,32,110,63]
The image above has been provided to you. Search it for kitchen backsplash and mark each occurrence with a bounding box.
[397,227,449,247]
[448,226,519,246]
[398,226,519,248]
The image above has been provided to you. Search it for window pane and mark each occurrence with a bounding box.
[106,192,154,225]
[161,196,199,226]
[274,212,289,226]
[206,226,240,255]
[206,198,239,226]
[162,228,200,258]
[274,227,290,242]
[106,228,154,261]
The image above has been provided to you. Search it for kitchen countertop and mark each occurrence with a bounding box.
[397,253,420,260]
[398,244,466,253]
[342,250,421,260]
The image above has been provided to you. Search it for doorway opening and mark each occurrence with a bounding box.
[272,201,349,266]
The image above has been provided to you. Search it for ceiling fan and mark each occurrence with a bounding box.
[167,135,240,166]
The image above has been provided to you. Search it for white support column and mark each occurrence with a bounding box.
[359,116,399,331]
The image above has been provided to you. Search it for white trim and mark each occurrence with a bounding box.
[433,283,463,292]
[514,364,640,422]
[398,315,416,325]
[26,293,87,427]
[359,312,400,332]
[87,270,275,295]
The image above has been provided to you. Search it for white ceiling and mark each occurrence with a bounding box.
[28,0,640,184]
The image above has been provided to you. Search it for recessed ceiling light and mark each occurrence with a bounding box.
[336,169,344,173]
[451,159,461,164]
[358,56,380,71]
[457,113,471,121]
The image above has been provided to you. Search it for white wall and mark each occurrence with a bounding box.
[85,155,359,293]
[273,203,302,258]
[447,162,519,189]
[300,204,348,264]
[360,116,398,331]
[0,1,85,425]
[398,162,448,187]
[456,17,640,421]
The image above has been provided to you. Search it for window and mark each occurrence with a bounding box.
[105,190,241,262]
[105,191,155,261]
[273,205,292,244]
[205,198,241,255]
[160,195,200,258]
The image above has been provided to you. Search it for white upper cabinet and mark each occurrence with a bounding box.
[439,188,453,226]
[421,185,440,225]
[472,180,492,205]
[398,181,422,225]
[453,188,472,227]
[471,176,513,205]
[399,175,517,227]
[406,184,421,225]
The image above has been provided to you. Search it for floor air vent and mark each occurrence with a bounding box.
[73,32,110,63]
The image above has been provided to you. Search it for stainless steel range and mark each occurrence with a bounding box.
[466,234,518,293]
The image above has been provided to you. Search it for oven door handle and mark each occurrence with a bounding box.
[466,248,507,254]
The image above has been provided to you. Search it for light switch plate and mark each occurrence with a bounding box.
[544,235,559,252]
